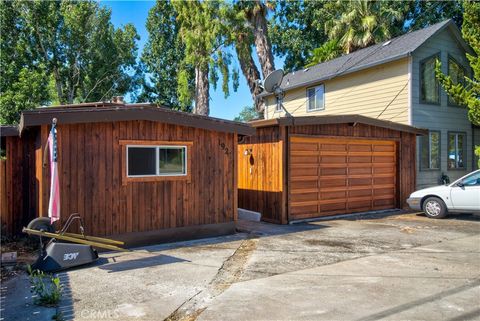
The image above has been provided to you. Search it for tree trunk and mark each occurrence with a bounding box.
[235,37,262,104]
[250,1,275,78]
[194,64,209,116]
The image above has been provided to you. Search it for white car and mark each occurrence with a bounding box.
[407,169,480,218]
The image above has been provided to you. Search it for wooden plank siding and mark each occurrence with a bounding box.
[1,133,37,237]
[289,136,397,220]
[237,126,287,224]
[17,120,238,237]
[238,122,417,223]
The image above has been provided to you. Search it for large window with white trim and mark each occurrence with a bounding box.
[127,145,187,177]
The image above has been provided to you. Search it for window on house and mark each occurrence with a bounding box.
[275,96,283,112]
[307,85,324,111]
[127,145,187,177]
[447,56,466,106]
[447,133,466,170]
[420,55,440,104]
[420,131,440,170]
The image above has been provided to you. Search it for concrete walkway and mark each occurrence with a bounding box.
[199,234,480,321]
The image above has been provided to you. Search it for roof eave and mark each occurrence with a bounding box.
[19,107,255,136]
[0,125,20,137]
[249,115,428,136]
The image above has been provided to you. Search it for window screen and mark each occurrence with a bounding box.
[159,147,186,175]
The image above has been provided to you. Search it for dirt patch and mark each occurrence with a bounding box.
[165,236,259,321]
[1,239,38,282]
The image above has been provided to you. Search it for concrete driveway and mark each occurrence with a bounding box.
[54,212,479,321]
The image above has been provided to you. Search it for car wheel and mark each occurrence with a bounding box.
[422,197,448,219]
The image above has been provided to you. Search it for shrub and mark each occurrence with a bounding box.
[27,266,62,306]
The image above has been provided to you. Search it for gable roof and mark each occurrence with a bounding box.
[249,114,428,136]
[260,19,471,97]
[14,103,255,136]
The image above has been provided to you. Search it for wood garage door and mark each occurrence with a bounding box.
[289,136,397,220]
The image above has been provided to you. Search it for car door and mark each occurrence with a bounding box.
[450,171,480,211]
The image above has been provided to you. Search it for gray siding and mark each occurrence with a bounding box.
[411,28,473,188]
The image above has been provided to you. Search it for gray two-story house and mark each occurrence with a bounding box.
[260,19,478,189]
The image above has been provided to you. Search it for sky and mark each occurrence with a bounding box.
[102,0,285,120]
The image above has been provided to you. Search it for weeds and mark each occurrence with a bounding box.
[27,265,62,306]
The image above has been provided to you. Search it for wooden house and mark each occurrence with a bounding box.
[237,115,427,224]
[0,103,254,243]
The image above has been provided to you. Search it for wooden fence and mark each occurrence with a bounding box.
[0,159,9,237]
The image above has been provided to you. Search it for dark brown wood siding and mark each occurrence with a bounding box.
[237,126,287,224]
[9,121,237,237]
[238,122,417,223]
[1,132,37,237]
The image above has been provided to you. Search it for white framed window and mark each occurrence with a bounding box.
[307,84,325,112]
[127,145,187,177]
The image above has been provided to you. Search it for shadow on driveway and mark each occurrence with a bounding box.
[98,254,189,273]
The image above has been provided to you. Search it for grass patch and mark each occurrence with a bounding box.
[27,265,63,307]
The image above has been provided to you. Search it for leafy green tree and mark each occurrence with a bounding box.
[226,3,262,106]
[0,0,139,124]
[138,0,192,111]
[326,0,403,54]
[235,0,275,79]
[270,0,336,72]
[233,105,259,122]
[406,0,463,31]
[435,0,480,166]
[306,39,342,67]
[0,1,50,124]
[173,0,238,116]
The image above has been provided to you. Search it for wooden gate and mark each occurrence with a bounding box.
[289,136,397,220]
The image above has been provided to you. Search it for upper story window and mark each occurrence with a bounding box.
[420,131,440,170]
[127,145,187,177]
[447,132,466,170]
[420,54,440,105]
[447,56,466,106]
[307,84,325,112]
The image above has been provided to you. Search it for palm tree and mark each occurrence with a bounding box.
[326,0,403,54]
[306,39,343,67]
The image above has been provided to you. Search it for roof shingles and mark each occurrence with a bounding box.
[263,19,456,95]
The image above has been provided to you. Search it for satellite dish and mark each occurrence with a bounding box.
[263,69,284,93]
